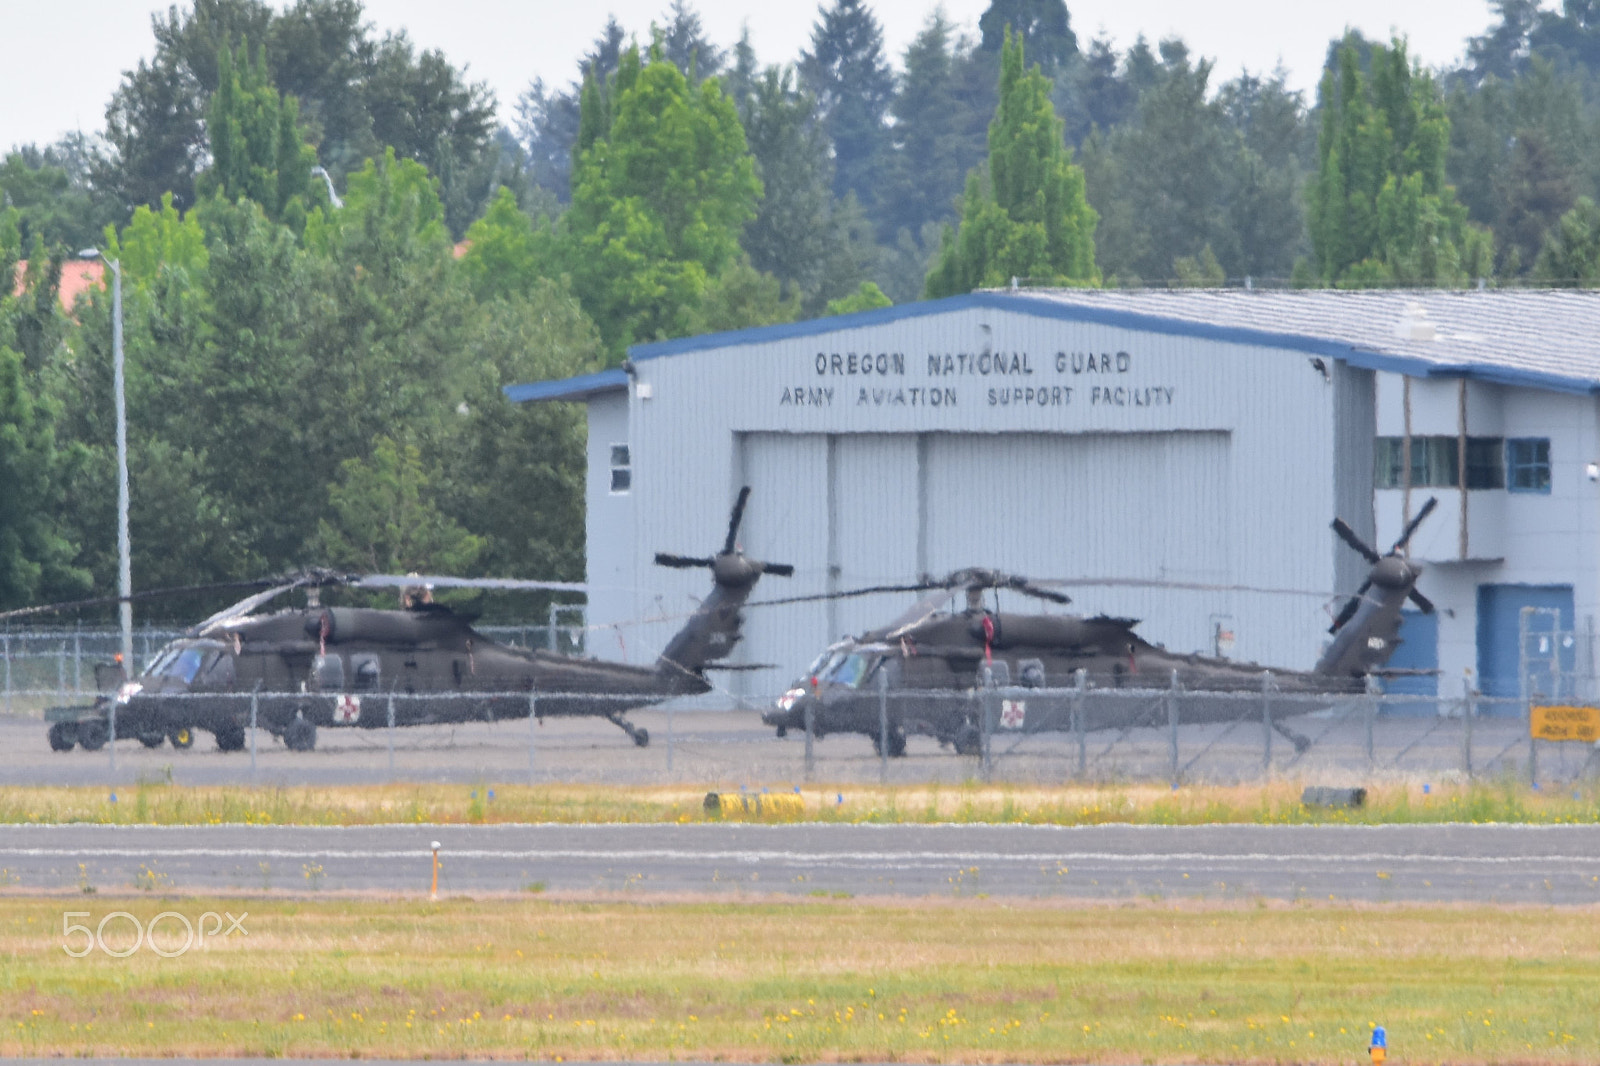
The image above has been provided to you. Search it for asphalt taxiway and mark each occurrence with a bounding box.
[2,822,1597,902]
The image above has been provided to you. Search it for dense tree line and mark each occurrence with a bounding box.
[11,0,1600,617]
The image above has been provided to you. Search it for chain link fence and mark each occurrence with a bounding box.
[17,676,1598,788]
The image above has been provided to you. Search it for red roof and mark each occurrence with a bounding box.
[12,259,105,310]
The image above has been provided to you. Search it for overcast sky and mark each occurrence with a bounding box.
[3,0,1514,153]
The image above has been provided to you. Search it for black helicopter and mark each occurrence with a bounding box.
[43,488,790,753]
[761,500,1439,756]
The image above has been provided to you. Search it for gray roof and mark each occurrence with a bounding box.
[1010,288,1600,394]
[507,288,1600,404]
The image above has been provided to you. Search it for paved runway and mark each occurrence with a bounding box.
[2,822,1597,902]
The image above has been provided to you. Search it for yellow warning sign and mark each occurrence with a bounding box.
[1530,705,1600,743]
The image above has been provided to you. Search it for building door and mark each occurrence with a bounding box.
[1476,584,1574,700]
[1381,609,1438,710]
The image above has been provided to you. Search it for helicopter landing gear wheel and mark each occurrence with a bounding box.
[285,716,317,752]
[774,725,787,738]
[952,723,982,757]
[633,727,650,748]
[48,721,78,752]
[872,728,907,758]
[78,719,109,751]
[138,732,165,749]
[214,724,246,752]
[169,726,194,750]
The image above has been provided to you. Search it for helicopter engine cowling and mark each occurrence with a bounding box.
[304,607,471,647]
[965,613,1095,650]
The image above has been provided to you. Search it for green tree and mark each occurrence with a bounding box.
[457,187,558,303]
[825,280,892,315]
[97,0,495,211]
[1534,196,1600,283]
[318,435,483,574]
[435,283,599,586]
[563,43,761,356]
[926,30,1099,296]
[1309,36,1490,285]
[0,139,123,252]
[195,42,319,224]
[0,217,88,607]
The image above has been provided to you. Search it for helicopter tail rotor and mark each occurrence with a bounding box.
[653,486,794,579]
[1391,496,1438,555]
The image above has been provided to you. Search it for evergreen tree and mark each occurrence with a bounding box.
[733,62,877,314]
[800,0,895,223]
[1499,130,1579,273]
[925,29,1099,296]
[977,0,1078,75]
[660,1,724,83]
[1309,36,1491,284]
[883,11,986,241]
[514,18,626,203]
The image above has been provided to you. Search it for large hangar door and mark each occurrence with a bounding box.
[736,434,918,696]
[735,434,829,698]
[922,432,1232,656]
[832,435,919,640]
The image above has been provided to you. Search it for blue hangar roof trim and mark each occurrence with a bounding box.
[504,289,1600,403]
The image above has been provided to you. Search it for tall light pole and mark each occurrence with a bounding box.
[79,249,131,675]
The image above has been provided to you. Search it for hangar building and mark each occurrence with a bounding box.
[509,290,1600,705]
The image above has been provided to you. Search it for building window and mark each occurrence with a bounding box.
[609,444,631,493]
[1506,438,1551,493]
[1374,436,1504,489]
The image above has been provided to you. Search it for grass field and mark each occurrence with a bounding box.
[1,777,1596,826]
[0,895,1594,1063]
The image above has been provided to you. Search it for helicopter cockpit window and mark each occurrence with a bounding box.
[163,647,209,685]
[827,653,880,690]
[142,647,180,679]
[351,654,381,692]
[312,653,345,692]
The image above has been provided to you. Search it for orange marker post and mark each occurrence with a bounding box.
[430,840,441,900]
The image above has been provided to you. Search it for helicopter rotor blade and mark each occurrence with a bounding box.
[723,486,751,555]
[353,575,588,593]
[0,577,287,624]
[1331,518,1382,565]
[655,553,715,569]
[1004,576,1073,605]
[1408,588,1436,614]
[1327,577,1372,634]
[760,562,796,577]
[1391,496,1439,554]
[746,582,937,609]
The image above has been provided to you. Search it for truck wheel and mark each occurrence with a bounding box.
[952,723,982,757]
[138,732,165,749]
[214,724,246,752]
[169,726,195,750]
[48,721,78,752]
[78,719,109,751]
